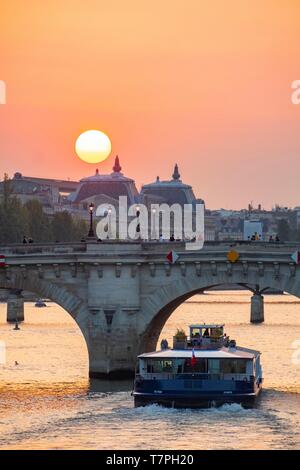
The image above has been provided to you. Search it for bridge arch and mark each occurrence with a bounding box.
[0,271,90,348]
[139,271,300,353]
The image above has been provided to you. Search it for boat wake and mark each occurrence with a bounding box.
[208,402,251,413]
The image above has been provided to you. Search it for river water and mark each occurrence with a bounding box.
[0,291,299,450]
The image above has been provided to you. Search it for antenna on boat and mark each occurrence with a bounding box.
[13,319,20,330]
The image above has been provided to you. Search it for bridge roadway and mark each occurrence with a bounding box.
[0,240,299,378]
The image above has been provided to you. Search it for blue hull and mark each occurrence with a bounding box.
[134,389,261,409]
[133,378,262,409]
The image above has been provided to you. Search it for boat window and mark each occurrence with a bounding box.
[210,327,223,338]
[161,360,173,372]
[220,359,247,374]
[191,328,201,338]
[146,360,173,373]
[183,358,207,373]
[173,359,184,374]
[208,359,220,374]
[203,328,210,338]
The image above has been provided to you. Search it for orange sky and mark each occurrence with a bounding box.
[0,0,300,209]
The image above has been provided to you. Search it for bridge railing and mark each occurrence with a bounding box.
[1,239,300,255]
[0,242,87,255]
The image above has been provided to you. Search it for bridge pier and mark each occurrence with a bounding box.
[250,293,264,324]
[86,312,140,379]
[88,335,138,379]
[7,290,24,323]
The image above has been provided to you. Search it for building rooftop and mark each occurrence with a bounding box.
[12,172,79,190]
[141,164,201,206]
[69,156,139,204]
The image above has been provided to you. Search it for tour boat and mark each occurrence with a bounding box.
[133,324,263,408]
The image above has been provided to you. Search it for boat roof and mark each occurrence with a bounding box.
[138,347,259,360]
[189,324,224,329]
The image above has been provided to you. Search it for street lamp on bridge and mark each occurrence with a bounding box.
[88,202,95,238]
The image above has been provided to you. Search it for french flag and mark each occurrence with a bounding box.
[191,348,197,367]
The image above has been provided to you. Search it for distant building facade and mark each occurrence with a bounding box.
[1,159,299,241]
[0,172,79,215]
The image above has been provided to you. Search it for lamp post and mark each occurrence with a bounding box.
[136,205,140,238]
[88,202,95,238]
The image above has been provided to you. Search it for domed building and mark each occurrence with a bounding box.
[69,156,139,208]
[140,164,204,207]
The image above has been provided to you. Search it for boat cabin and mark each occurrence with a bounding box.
[173,324,226,350]
[137,348,261,382]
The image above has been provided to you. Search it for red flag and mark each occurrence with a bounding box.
[0,255,6,268]
[191,348,197,367]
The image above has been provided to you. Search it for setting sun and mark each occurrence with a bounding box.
[75,130,111,164]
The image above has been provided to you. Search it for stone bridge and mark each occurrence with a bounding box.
[0,240,300,378]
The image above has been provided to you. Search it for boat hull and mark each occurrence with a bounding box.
[134,389,262,409]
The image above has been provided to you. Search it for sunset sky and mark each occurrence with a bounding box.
[0,0,300,209]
